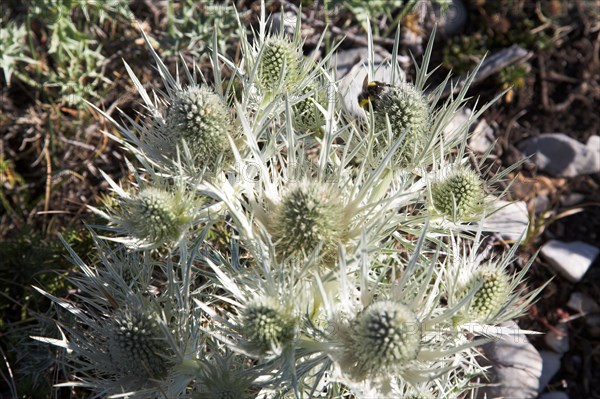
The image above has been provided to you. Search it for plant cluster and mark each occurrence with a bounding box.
[33,3,542,398]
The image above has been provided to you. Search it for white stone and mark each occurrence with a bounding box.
[268,12,298,36]
[477,321,542,399]
[541,240,600,283]
[469,118,495,153]
[538,350,562,393]
[482,199,530,241]
[544,323,569,354]
[518,133,600,177]
[567,292,600,314]
[567,292,600,326]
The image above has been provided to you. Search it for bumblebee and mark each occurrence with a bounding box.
[357,80,393,109]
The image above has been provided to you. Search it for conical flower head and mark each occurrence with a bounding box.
[108,307,172,378]
[125,187,192,247]
[465,267,511,322]
[363,82,430,166]
[258,36,302,92]
[431,167,484,220]
[338,301,422,381]
[241,299,296,355]
[273,181,345,260]
[166,85,233,167]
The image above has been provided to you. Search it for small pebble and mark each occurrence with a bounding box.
[544,323,569,354]
[541,240,600,283]
[518,133,600,177]
[538,350,562,393]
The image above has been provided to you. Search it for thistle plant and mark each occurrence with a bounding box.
[34,2,544,398]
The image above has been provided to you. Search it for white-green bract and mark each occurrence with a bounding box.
[33,2,543,398]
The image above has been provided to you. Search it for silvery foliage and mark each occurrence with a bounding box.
[34,2,543,398]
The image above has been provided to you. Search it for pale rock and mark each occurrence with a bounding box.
[442,108,472,140]
[541,240,599,283]
[482,199,530,241]
[478,320,542,399]
[544,323,569,354]
[567,292,600,326]
[334,48,384,79]
[469,118,495,153]
[538,350,562,393]
[269,11,298,36]
[560,193,585,207]
[518,133,600,177]
[567,292,600,314]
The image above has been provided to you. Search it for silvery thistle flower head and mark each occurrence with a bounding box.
[162,85,236,169]
[107,306,173,380]
[241,297,297,356]
[257,36,303,94]
[292,84,328,134]
[87,30,240,179]
[430,166,485,222]
[360,81,431,167]
[463,266,511,322]
[91,173,199,250]
[335,300,422,382]
[193,248,312,392]
[444,234,545,329]
[32,233,222,398]
[272,179,346,262]
[31,243,187,397]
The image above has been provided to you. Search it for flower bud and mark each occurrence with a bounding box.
[242,299,296,355]
[273,181,345,260]
[431,167,484,220]
[258,37,302,92]
[166,85,233,167]
[467,267,510,322]
[108,308,171,378]
[338,301,422,380]
[293,85,326,133]
[125,188,192,247]
[369,82,430,166]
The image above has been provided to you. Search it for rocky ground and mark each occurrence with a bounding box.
[1,1,599,398]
